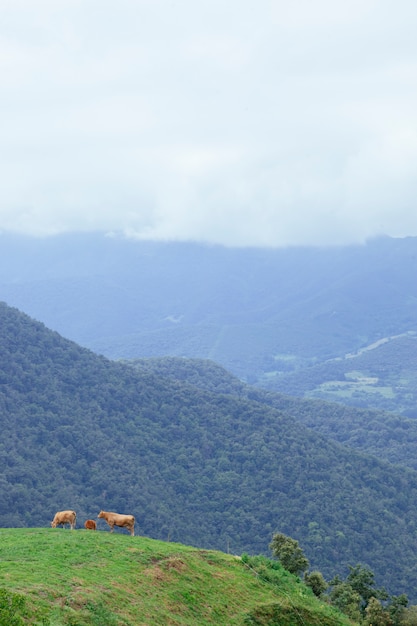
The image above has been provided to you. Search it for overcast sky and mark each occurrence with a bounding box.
[1,0,416,247]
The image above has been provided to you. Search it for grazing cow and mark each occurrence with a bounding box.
[51,510,76,530]
[98,510,135,536]
[84,519,97,531]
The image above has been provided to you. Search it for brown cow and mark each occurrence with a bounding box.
[98,510,135,536]
[84,519,97,530]
[51,510,76,530]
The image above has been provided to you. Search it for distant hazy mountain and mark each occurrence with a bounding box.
[261,332,417,417]
[1,232,417,412]
[3,301,417,600]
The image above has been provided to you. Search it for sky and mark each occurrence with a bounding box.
[1,0,417,247]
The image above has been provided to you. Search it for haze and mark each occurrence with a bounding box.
[1,0,416,247]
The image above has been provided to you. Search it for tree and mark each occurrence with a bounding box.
[269,532,309,576]
[304,570,327,597]
[398,605,417,626]
[364,596,393,625]
[329,564,390,621]
[347,563,388,611]
[329,580,362,622]
[388,594,408,625]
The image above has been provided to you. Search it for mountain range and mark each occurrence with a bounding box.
[1,232,417,415]
[2,301,417,601]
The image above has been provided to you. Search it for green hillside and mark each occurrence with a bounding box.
[0,528,354,626]
[4,302,417,601]
[128,356,417,471]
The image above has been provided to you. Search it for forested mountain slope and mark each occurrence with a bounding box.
[130,356,417,471]
[1,232,417,406]
[2,303,417,599]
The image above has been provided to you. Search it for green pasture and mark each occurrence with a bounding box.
[0,528,355,625]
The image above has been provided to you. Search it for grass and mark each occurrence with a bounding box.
[0,528,356,625]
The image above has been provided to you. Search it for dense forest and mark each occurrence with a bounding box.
[129,356,417,471]
[3,302,417,602]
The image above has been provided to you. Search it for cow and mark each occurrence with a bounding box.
[98,510,135,536]
[84,519,97,530]
[51,510,76,530]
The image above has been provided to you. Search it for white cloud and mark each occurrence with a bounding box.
[0,0,416,245]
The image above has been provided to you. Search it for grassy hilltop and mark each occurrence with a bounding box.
[0,528,354,626]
